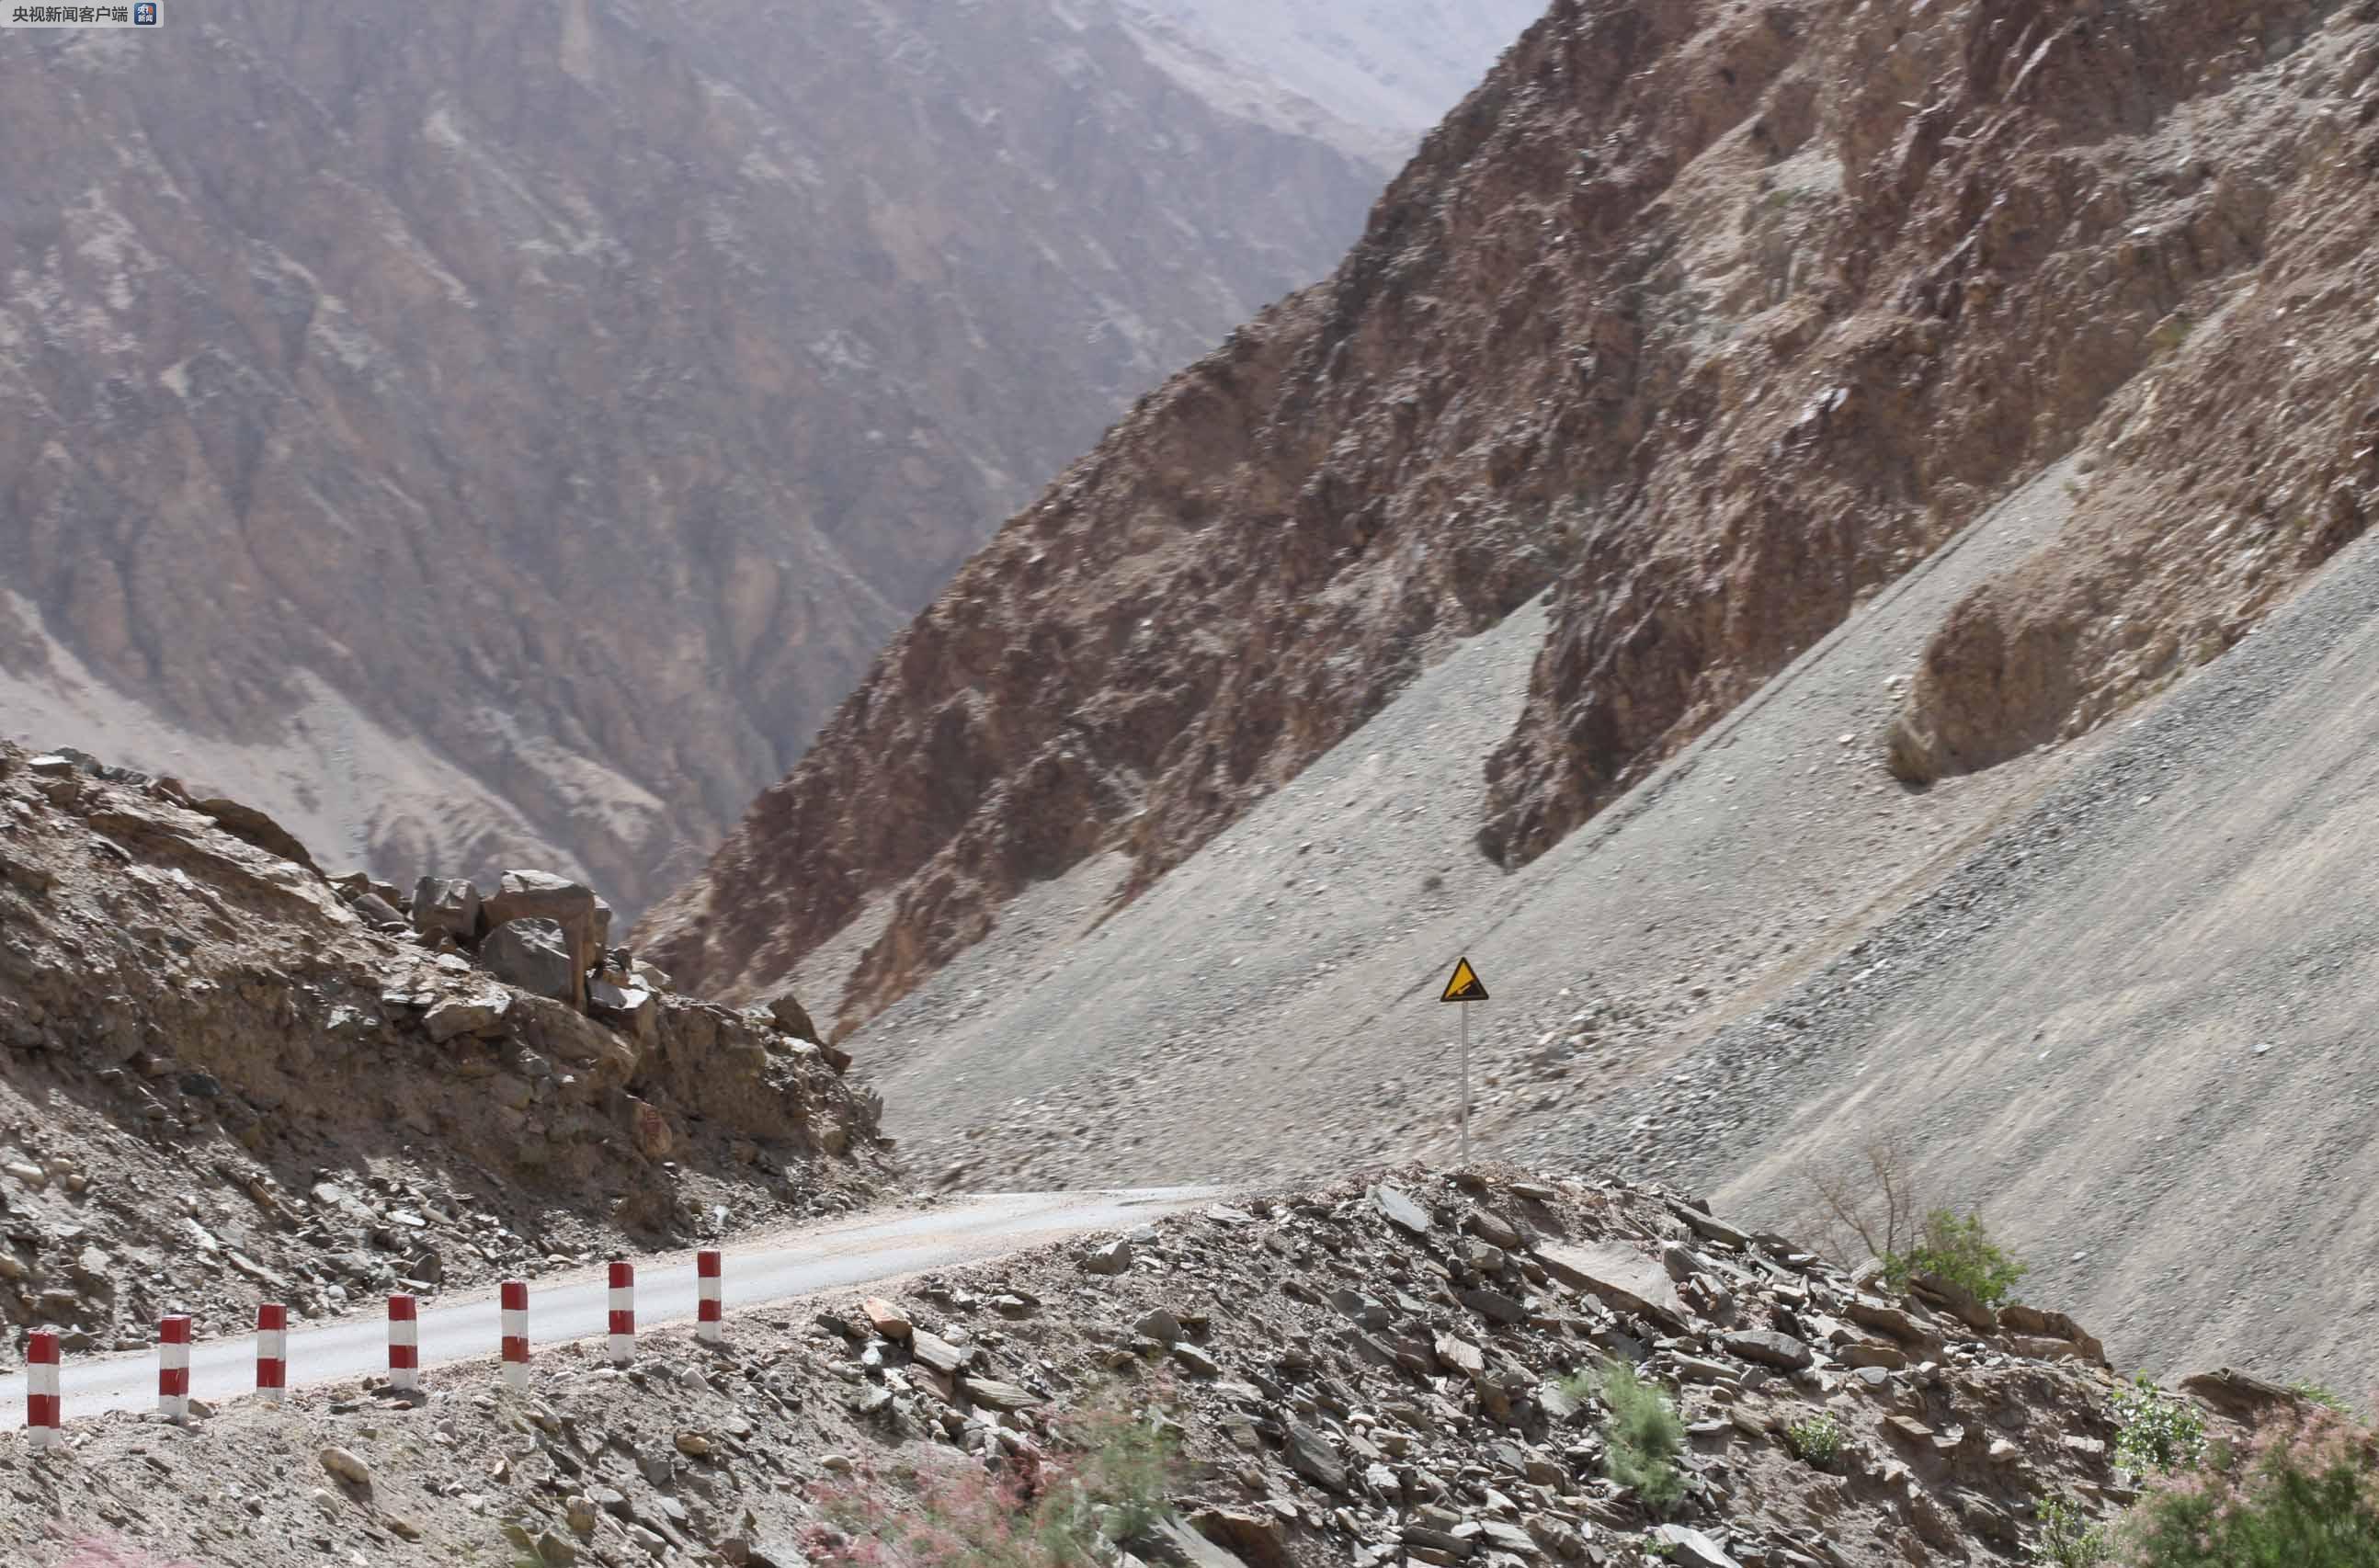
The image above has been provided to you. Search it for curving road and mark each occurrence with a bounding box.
[0,1188,1220,1427]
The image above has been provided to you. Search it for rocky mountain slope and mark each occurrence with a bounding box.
[0,738,885,1352]
[6,1165,2229,1568]
[0,0,1402,915]
[642,0,2379,1030]
[635,0,2379,1394]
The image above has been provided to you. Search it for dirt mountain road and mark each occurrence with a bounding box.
[0,1189,1218,1426]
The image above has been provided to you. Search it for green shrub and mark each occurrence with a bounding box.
[2122,1406,2379,1567]
[1784,1413,1843,1469]
[1883,1208,2029,1305]
[1057,1401,1179,1546]
[2112,1375,2208,1477]
[1592,1357,1685,1514]
[2032,1495,2113,1567]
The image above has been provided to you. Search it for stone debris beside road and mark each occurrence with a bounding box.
[1,1164,2251,1568]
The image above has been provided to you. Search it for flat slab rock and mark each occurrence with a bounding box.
[1372,1184,1431,1235]
[1652,1525,1741,1568]
[1536,1240,1688,1329]
[961,1377,1039,1411]
[1724,1329,1813,1370]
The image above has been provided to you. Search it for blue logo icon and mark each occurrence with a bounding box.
[133,2,157,22]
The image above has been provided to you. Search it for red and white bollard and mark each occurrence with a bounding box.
[607,1260,635,1366]
[256,1302,288,1406]
[387,1293,420,1393]
[157,1314,192,1420]
[499,1280,529,1391]
[696,1250,723,1345]
[25,1330,61,1452]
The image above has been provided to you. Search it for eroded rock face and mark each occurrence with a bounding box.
[0,738,888,1340]
[642,0,2379,1027]
[0,0,1394,916]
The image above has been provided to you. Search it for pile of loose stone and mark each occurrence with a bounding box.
[800,1164,2178,1568]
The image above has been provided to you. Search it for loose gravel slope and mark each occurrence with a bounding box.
[1668,528,2379,1392]
[860,462,2086,1191]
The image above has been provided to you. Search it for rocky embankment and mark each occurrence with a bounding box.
[643,0,2379,1035]
[0,741,886,1358]
[6,1165,2295,1568]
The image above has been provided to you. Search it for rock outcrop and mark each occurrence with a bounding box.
[642,0,2379,1032]
[0,0,1405,915]
[0,740,882,1343]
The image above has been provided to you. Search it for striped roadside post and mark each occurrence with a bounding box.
[500,1280,529,1391]
[607,1260,635,1366]
[387,1293,420,1392]
[26,1330,61,1451]
[256,1303,288,1405]
[158,1314,192,1420]
[696,1250,723,1345]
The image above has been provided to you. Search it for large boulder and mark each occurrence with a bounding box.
[482,870,600,1008]
[412,877,481,942]
[482,918,579,1004]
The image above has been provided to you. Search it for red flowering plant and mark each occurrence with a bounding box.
[2119,1398,2379,1567]
[807,1385,1185,1568]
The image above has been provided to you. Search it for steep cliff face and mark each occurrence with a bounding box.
[643,0,2378,1028]
[0,0,1394,912]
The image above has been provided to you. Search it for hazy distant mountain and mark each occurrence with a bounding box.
[0,0,1392,910]
[1122,0,1546,146]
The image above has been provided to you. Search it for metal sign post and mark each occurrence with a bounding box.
[1439,957,1488,1165]
[1458,999,1471,1163]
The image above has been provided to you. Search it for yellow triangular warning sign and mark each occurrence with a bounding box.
[1440,956,1488,1003]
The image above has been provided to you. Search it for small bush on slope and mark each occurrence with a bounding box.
[1885,1208,2030,1305]
[1588,1357,1686,1514]
[1784,1412,1844,1470]
[2032,1495,2114,1567]
[2121,1405,2379,1567]
[2112,1375,2208,1477]
[1801,1137,2029,1304]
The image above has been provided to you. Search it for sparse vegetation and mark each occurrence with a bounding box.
[813,1392,1183,1566]
[1802,1135,2029,1303]
[1804,1134,1926,1268]
[1784,1412,1844,1470]
[2032,1495,2113,1567]
[1588,1357,1686,1514]
[2290,1380,2355,1415]
[2123,1405,2379,1567]
[2112,1375,2209,1477]
[1886,1208,2030,1305]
